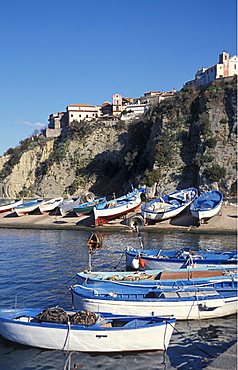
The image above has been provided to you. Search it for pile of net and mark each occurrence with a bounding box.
[107,273,156,281]
[36,307,97,326]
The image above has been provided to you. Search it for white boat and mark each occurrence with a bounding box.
[13,199,44,216]
[0,307,175,352]
[141,188,198,222]
[0,198,23,213]
[94,189,144,226]
[71,279,238,320]
[58,197,82,216]
[190,190,223,224]
[38,197,63,214]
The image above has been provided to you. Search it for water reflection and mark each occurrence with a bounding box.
[0,229,236,370]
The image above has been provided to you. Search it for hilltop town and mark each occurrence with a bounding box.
[46,51,237,138]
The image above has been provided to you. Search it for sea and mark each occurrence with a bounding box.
[0,228,236,370]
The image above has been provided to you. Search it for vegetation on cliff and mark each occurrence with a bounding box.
[0,77,236,198]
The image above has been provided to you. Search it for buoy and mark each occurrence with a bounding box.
[139,257,145,269]
[131,257,140,270]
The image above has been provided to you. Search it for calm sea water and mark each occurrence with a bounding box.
[0,229,236,370]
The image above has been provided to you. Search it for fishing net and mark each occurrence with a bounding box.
[36,307,97,326]
[36,307,69,324]
[70,310,97,325]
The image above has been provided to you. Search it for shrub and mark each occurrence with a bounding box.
[142,169,161,187]
[205,137,217,148]
[203,164,226,182]
[155,134,177,167]
[220,118,227,125]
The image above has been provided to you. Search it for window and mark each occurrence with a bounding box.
[86,115,88,118]
[71,114,73,117]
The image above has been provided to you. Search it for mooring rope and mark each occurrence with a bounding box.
[166,320,214,358]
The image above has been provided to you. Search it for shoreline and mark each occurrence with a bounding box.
[0,203,236,235]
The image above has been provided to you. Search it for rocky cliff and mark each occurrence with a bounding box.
[0,77,237,198]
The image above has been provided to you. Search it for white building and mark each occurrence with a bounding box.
[67,104,99,124]
[123,103,148,115]
[112,93,123,115]
[185,52,238,88]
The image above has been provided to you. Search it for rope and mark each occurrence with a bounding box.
[113,250,125,270]
[166,320,214,358]
[62,320,71,351]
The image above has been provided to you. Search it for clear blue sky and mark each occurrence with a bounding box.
[0,0,237,156]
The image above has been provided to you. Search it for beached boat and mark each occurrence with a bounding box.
[58,197,82,216]
[0,307,175,352]
[126,247,238,270]
[13,199,44,216]
[71,279,237,320]
[76,266,237,286]
[38,197,63,214]
[94,189,145,226]
[73,197,106,217]
[141,188,198,222]
[0,198,23,213]
[190,190,223,224]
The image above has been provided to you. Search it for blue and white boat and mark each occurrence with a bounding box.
[141,187,198,222]
[94,189,145,226]
[76,266,237,286]
[190,190,223,223]
[71,279,238,320]
[126,247,238,270]
[0,307,175,352]
[73,197,106,216]
[13,199,44,216]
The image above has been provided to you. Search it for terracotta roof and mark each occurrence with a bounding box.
[68,104,95,107]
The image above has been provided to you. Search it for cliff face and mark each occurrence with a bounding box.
[0,77,236,198]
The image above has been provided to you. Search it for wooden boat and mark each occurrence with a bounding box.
[126,247,238,270]
[141,188,198,222]
[94,189,145,226]
[76,266,237,286]
[71,279,238,320]
[58,196,82,216]
[0,307,175,352]
[38,197,63,214]
[190,190,223,224]
[73,197,106,217]
[13,199,44,216]
[0,198,23,213]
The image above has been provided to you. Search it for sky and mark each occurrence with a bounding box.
[0,0,237,156]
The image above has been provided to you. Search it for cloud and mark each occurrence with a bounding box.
[17,120,46,129]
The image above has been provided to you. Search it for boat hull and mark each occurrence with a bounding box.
[38,198,63,214]
[76,267,235,285]
[0,199,23,213]
[0,310,175,352]
[190,202,222,221]
[72,292,237,320]
[190,190,223,222]
[125,249,238,271]
[141,188,198,222]
[13,200,43,217]
[94,197,141,226]
[74,198,106,217]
